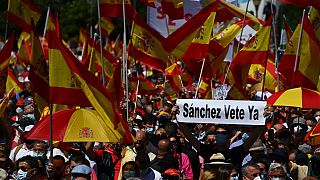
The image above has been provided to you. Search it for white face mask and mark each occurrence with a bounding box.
[293,126,303,133]
[307,125,312,132]
[253,176,262,180]
[315,116,320,121]
[270,178,284,180]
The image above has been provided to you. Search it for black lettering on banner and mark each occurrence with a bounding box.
[205,104,210,118]
[230,108,235,119]
[216,108,221,118]
[253,108,259,120]
[248,106,254,120]
[200,107,205,118]
[239,109,245,119]
[183,103,188,117]
[211,108,216,118]
[224,105,230,119]
[195,107,199,118]
[189,104,194,118]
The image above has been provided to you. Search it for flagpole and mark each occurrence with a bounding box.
[122,0,129,122]
[222,0,250,95]
[4,10,9,40]
[270,0,280,91]
[97,0,105,85]
[291,9,306,88]
[134,80,140,112]
[211,78,214,99]
[49,104,53,163]
[194,58,206,99]
[42,7,51,46]
[261,60,268,100]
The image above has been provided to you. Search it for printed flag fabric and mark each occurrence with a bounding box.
[6,69,24,93]
[165,63,183,92]
[7,0,42,32]
[100,17,115,37]
[130,14,169,72]
[87,37,117,83]
[100,0,135,18]
[47,32,91,106]
[47,32,132,143]
[279,16,320,90]
[161,0,184,20]
[280,0,320,11]
[163,0,219,59]
[0,33,14,96]
[130,77,158,95]
[181,10,216,60]
[106,62,123,111]
[230,17,272,86]
[310,8,320,44]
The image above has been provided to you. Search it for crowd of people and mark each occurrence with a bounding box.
[0,61,320,180]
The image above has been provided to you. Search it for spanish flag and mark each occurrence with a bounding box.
[163,0,219,59]
[161,0,184,20]
[6,68,24,93]
[29,18,49,110]
[226,82,248,100]
[51,32,132,143]
[87,37,117,83]
[130,77,158,95]
[165,63,183,93]
[100,17,115,37]
[130,14,169,72]
[106,62,123,111]
[200,20,250,79]
[7,0,42,32]
[47,32,91,106]
[0,33,14,96]
[310,8,320,44]
[100,0,135,18]
[230,17,272,86]
[248,59,287,93]
[280,0,320,11]
[163,82,178,101]
[279,15,320,90]
[198,79,213,99]
[203,0,261,30]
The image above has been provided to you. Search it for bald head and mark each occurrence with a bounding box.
[158,139,171,154]
[136,130,148,145]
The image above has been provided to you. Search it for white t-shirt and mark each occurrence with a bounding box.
[9,144,31,161]
[141,168,162,180]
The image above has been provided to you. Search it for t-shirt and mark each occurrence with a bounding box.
[141,168,162,180]
[150,154,179,173]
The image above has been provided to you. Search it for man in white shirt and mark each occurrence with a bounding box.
[135,152,162,180]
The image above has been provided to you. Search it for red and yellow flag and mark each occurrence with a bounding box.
[280,0,320,11]
[106,62,123,111]
[100,17,115,37]
[198,79,213,99]
[226,83,248,100]
[165,63,183,93]
[130,77,158,95]
[6,68,24,93]
[130,14,169,72]
[182,9,216,60]
[7,0,42,32]
[163,0,219,58]
[87,37,117,83]
[204,0,261,30]
[0,33,15,96]
[310,8,320,44]
[279,16,320,90]
[230,17,272,86]
[47,32,91,106]
[100,0,135,18]
[161,0,184,20]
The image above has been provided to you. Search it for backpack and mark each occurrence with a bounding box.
[97,151,115,180]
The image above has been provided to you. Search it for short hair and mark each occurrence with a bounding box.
[241,163,260,177]
[122,161,140,177]
[17,155,39,170]
[69,152,85,164]
[33,140,46,147]
[53,155,65,164]
[165,122,178,137]
[200,170,216,180]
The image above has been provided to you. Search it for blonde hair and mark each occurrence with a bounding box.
[200,170,216,180]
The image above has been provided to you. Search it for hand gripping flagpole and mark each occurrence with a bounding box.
[291,9,306,88]
[97,0,106,85]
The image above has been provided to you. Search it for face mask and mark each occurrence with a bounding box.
[17,169,28,180]
[270,178,284,180]
[242,133,250,141]
[32,152,44,157]
[253,176,262,180]
[122,170,136,178]
[26,114,35,121]
[307,126,312,132]
[315,116,320,121]
[146,127,154,133]
[230,176,238,180]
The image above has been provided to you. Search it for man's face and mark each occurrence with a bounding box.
[206,134,215,145]
[69,160,81,171]
[33,143,46,154]
[243,166,260,180]
[53,159,65,176]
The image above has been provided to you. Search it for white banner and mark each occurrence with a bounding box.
[176,99,266,125]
